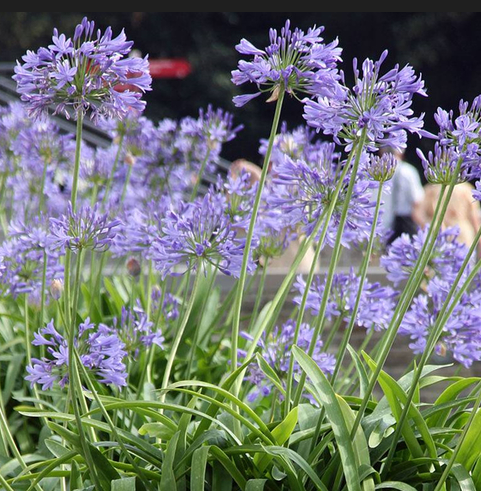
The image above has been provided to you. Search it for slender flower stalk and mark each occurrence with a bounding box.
[160,261,201,401]
[349,157,463,442]
[292,128,368,407]
[330,180,385,385]
[190,148,211,200]
[283,142,358,415]
[230,90,285,379]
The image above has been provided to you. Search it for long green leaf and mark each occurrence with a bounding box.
[292,346,362,491]
[191,446,210,491]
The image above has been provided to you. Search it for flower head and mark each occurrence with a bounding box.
[14,17,151,121]
[232,20,343,106]
[304,51,426,151]
[152,190,255,278]
[240,319,335,402]
[26,319,127,390]
[49,203,120,253]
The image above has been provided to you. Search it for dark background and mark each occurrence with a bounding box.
[1,12,480,176]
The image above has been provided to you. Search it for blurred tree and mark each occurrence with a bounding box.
[1,12,480,175]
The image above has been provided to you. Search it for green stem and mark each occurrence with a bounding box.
[330,181,384,385]
[231,91,285,379]
[292,128,368,408]
[160,262,202,401]
[71,113,84,213]
[190,148,212,200]
[245,262,269,334]
[185,264,218,379]
[350,173,455,441]
[39,158,48,212]
[102,132,125,208]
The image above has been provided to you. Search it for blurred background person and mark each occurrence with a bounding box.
[379,147,425,244]
[421,182,481,254]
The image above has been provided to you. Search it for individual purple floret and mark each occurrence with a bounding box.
[304,50,426,152]
[49,203,120,254]
[381,226,469,285]
[26,318,128,390]
[152,190,255,278]
[232,19,344,106]
[13,17,152,122]
[240,319,336,402]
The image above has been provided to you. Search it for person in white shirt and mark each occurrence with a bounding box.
[378,147,425,242]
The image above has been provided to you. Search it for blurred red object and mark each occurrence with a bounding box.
[148,59,192,79]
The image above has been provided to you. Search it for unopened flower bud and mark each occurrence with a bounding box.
[126,257,141,277]
[50,279,64,300]
[125,152,136,166]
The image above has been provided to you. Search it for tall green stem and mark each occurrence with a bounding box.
[283,143,359,415]
[102,132,125,208]
[349,169,458,441]
[190,148,212,200]
[292,129,368,407]
[160,262,202,401]
[230,91,285,378]
[330,181,384,385]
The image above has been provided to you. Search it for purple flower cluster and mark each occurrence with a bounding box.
[0,218,62,303]
[304,51,426,151]
[268,145,380,247]
[381,226,469,286]
[418,98,481,184]
[112,303,164,359]
[240,319,336,402]
[152,190,255,278]
[14,17,151,121]
[293,270,397,331]
[49,203,120,254]
[26,318,128,390]
[232,20,343,106]
[400,279,481,367]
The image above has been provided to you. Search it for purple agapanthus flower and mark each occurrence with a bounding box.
[417,98,481,180]
[400,278,481,367]
[366,152,397,182]
[0,217,63,303]
[232,20,344,106]
[240,319,336,402]
[381,226,469,286]
[152,190,255,278]
[293,270,397,331]
[13,17,152,122]
[267,144,380,247]
[112,302,164,359]
[49,202,120,254]
[304,50,426,151]
[26,318,128,390]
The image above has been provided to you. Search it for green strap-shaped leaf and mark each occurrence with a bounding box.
[245,479,267,491]
[455,408,481,471]
[112,477,136,491]
[375,483,417,491]
[160,432,180,491]
[191,446,210,491]
[292,346,362,491]
[337,396,375,491]
[254,406,298,471]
